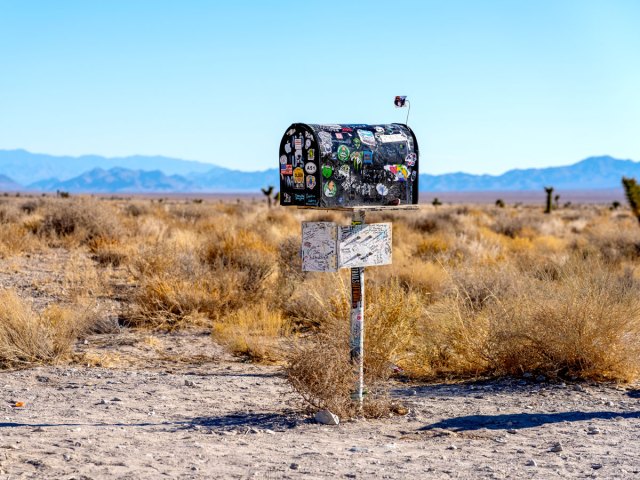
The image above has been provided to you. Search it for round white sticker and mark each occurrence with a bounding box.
[305,162,317,174]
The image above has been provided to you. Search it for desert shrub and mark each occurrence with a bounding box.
[212,302,290,362]
[411,211,460,234]
[584,223,640,264]
[390,260,448,300]
[88,237,129,267]
[123,203,148,217]
[0,290,89,368]
[282,273,348,330]
[0,204,21,224]
[485,259,640,381]
[39,199,123,245]
[411,257,640,382]
[0,224,42,256]
[491,213,525,238]
[168,204,206,223]
[415,234,450,259]
[20,200,40,215]
[285,279,418,419]
[125,245,237,329]
[202,229,276,297]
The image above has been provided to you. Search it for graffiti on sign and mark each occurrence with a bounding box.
[338,223,392,269]
[300,222,392,271]
[301,222,338,272]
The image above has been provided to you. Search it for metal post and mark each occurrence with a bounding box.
[350,209,365,408]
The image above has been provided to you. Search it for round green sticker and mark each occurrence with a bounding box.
[352,137,361,149]
[321,165,333,178]
[336,145,350,162]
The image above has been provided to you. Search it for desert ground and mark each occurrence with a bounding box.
[2,333,640,479]
[1,194,639,479]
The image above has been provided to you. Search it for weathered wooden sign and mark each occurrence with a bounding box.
[301,221,392,271]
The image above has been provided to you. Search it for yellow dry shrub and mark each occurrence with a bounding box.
[407,257,640,382]
[415,234,450,258]
[407,292,491,379]
[126,272,234,330]
[0,224,42,257]
[506,236,534,253]
[64,253,106,301]
[389,260,448,300]
[213,302,289,362]
[285,279,420,419]
[0,290,88,368]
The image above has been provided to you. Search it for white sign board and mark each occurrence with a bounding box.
[301,222,392,271]
[301,222,338,272]
[338,223,392,269]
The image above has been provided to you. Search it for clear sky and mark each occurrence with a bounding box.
[0,0,638,174]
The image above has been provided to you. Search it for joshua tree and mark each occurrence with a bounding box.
[544,186,554,214]
[610,200,621,211]
[261,185,274,208]
[495,198,505,208]
[622,177,640,223]
[554,194,560,209]
[273,191,280,205]
[432,197,442,208]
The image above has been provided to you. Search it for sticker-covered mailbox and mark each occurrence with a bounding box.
[279,117,420,409]
[279,123,419,207]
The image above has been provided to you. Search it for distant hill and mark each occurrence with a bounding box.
[420,156,640,191]
[0,174,21,191]
[28,167,278,193]
[0,150,637,193]
[0,149,218,184]
[29,168,198,193]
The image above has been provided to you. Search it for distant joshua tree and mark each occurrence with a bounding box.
[610,200,621,211]
[495,198,505,208]
[622,177,640,223]
[273,191,280,205]
[432,197,442,208]
[554,194,560,209]
[261,185,275,208]
[544,186,554,214]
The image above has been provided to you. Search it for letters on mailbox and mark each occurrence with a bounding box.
[279,123,419,208]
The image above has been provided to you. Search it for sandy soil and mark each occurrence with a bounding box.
[1,330,639,480]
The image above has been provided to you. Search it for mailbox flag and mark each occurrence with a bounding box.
[394,96,407,108]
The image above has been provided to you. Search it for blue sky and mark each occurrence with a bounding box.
[0,0,638,174]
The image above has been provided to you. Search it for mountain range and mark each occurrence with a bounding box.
[0,149,636,193]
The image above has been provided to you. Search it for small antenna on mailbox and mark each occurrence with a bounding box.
[394,95,410,126]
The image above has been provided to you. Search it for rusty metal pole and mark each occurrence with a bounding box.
[349,209,365,408]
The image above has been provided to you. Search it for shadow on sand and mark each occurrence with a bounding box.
[188,411,300,431]
[0,411,300,432]
[420,410,640,432]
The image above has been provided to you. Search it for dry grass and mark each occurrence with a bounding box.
[0,195,639,417]
[213,302,289,362]
[0,289,89,368]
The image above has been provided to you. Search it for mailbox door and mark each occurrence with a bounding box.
[279,124,320,206]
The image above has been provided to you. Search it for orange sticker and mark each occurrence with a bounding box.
[293,167,305,189]
[14,402,25,408]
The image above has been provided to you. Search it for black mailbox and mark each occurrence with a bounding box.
[279,123,419,207]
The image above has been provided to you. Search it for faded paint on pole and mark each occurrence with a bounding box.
[350,209,365,407]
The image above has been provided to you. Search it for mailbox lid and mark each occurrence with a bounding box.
[279,123,419,208]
